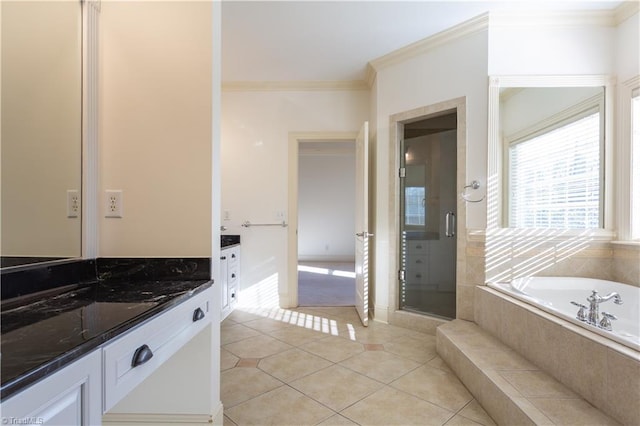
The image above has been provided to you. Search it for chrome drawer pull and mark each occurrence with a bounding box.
[131,344,153,368]
[193,307,205,322]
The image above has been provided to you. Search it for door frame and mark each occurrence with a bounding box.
[387,97,469,321]
[285,131,358,308]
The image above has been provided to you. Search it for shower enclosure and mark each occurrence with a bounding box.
[399,115,457,319]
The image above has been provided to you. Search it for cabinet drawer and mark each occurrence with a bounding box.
[228,265,239,286]
[406,271,428,284]
[229,285,238,305]
[102,287,213,413]
[406,240,428,254]
[226,247,240,267]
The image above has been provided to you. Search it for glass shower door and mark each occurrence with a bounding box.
[399,129,457,319]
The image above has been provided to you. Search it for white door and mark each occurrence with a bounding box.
[355,121,370,326]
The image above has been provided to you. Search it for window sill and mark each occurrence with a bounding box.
[610,240,640,249]
[467,228,616,243]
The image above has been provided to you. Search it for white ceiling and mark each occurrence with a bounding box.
[221,0,624,83]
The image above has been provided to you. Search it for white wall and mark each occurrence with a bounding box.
[99,1,212,257]
[298,151,355,261]
[221,89,369,303]
[488,23,615,75]
[373,30,490,318]
[616,12,639,82]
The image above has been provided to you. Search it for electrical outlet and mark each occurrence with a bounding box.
[105,190,123,218]
[223,210,230,221]
[67,190,80,218]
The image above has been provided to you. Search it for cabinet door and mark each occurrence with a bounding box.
[102,287,213,412]
[220,250,229,312]
[1,350,102,425]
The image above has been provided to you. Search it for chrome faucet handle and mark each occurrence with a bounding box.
[599,312,617,331]
[571,301,588,322]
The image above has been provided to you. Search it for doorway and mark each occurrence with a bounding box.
[286,125,371,326]
[399,113,457,319]
[387,98,468,326]
[297,141,356,307]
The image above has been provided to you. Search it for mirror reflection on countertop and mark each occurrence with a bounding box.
[1,0,83,268]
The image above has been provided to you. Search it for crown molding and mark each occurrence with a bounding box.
[489,9,618,28]
[615,1,640,24]
[365,63,377,88]
[222,80,368,92]
[368,13,490,75]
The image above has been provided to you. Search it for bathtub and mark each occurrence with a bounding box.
[488,277,640,351]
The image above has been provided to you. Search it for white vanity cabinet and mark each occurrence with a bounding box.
[220,245,240,320]
[1,350,102,425]
[102,287,213,412]
[1,286,214,426]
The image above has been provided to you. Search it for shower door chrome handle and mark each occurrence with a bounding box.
[356,231,374,238]
[445,211,455,238]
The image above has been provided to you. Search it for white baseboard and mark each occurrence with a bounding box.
[103,412,212,425]
[212,402,224,426]
[373,304,389,323]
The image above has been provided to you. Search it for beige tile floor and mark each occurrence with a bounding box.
[221,306,497,426]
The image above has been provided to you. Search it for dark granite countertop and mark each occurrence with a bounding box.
[221,234,240,248]
[0,258,212,401]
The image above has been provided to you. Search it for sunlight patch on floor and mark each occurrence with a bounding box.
[298,264,356,279]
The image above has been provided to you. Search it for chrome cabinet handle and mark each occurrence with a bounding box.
[445,211,455,237]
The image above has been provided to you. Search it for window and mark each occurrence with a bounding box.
[508,109,601,228]
[405,186,425,226]
[632,89,640,240]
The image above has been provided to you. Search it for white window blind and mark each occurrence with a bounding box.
[509,110,601,228]
[631,89,640,240]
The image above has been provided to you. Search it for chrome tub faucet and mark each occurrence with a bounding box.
[572,290,622,330]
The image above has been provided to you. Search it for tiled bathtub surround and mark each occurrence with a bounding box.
[612,243,640,286]
[459,232,639,327]
[484,234,614,284]
[474,286,640,426]
[462,241,486,321]
[437,320,620,425]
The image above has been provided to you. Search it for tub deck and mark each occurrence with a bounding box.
[437,319,620,425]
[470,285,640,425]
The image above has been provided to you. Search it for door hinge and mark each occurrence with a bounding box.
[399,167,406,178]
[398,269,406,282]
